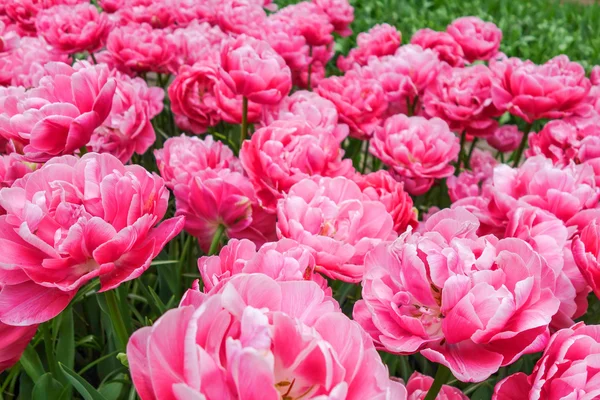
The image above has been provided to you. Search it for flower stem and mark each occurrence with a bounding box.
[208,224,226,256]
[41,322,58,378]
[455,130,467,175]
[512,123,533,167]
[104,290,130,350]
[241,96,248,145]
[79,145,88,156]
[361,141,371,173]
[307,46,313,91]
[90,52,98,65]
[424,364,453,400]
[465,138,479,169]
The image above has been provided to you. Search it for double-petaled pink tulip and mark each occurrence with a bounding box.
[447,149,496,201]
[240,120,353,211]
[493,323,600,399]
[173,21,224,67]
[276,3,334,47]
[0,153,184,326]
[36,3,110,54]
[354,207,561,382]
[371,115,459,195]
[446,17,502,62]
[4,0,86,34]
[219,35,292,105]
[129,274,405,400]
[277,176,397,282]
[491,56,592,123]
[406,372,468,400]
[0,322,38,373]
[337,24,401,71]
[0,154,33,190]
[313,0,354,37]
[487,124,523,153]
[410,29,465,67]
[215,0,267,37]
[573,219,600,299]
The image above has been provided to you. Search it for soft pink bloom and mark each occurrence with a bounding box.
[172,21,225,67]
[491,56,592,123]
[0,20,19,54]
[214,80,262,124]
[337,24,401,71]
[354,170,418,234]
[0,61,116,162]
[313,0,354,37]
[155,134,242,189]
[423,64,502,137]
[198,238,328,292]
[276,3,334,47]
[317,72,388,139]
[216,0,267,37]
[290,45,332,89]
[219,35,292,105]
[261,90,349,140]
[591,66,600,85]
[354,207,561,382]
[129,274,404,400]
[410,29,465,67]
[106,23,180,74]
[406,372,468,400]
[573,219,600,299]
[262,16,308,74]
[0,154,33,189]
[168,63,220,134]
[493,323,600,400]
[90,72,164,163]
[487,124,523,153]
[174,169,276,252]
[371,115,459,194]
[394,45,443,101]
[98,0,123,13]
[470,148,498,177]
[4,0,86,34]
[36,4,109,54]
[115,0,199,28]
[446,17,502,62]
[0,322,37,373]
[0,153,184,326]
[447,171,483,202]
[277,176,397,282]
[240,120,353,211]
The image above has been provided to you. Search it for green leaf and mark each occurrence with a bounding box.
[56,307,75,396]
[20,345,45,382]
[58,363,108,400]
[32,373,64,400]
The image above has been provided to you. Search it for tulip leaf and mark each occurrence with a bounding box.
[32,373,64,400]
[58,363,108,400]
[19,345,45,382]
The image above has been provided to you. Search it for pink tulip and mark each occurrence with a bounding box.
[116,0,198,29]
[277,176,397,282]
[354,170,418,234]
[263,16,309,74]
[219,35,292,105]
[493,323,600,400]
[129,273,404,400]
[573,219,600,299]
[261,90,349,140]
[491,56,592,123]
[446,17,502,62]
[0,153,184,326]
[337,24,401,71]
[240,120,354,211]
[406,372,468,400]
[410,29,465,67]
[0,154,34,189]
[448,148,497,201]
[275,3,334,47]
[106,23,180,74]
[0,20,19,54]
[317,72,388,139]
[36,4,110,54]
[215,0,267,37]
[313,0,354,37]
[214,80,262,124]
[591,66,600,85]
[168,63,220,134]
[0,322,37,373]
[172,21,225,67]
[0,61,116,162]
[487,124,523,153]
[354,207,561,382]
[98,0,123,13]
[370,115,459,194]
[4,0,86,34]
[154,134,242,189]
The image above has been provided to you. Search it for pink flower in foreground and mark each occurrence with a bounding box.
[219,35,292,105]
[168,63,220,134]
[277,176,397,282]
[155,134,242,189]
[0,323,38,373]
[129,274,405,400]
[493,323,600,400]
[371,115,459,195]
[0,153,184,326]
[573,219,600,299]
[36,4,110,54]
[0,62,116,162]
[337,24,401,71]
[446,16,502,62]
[354,207,561,382]
[487,124,523,153]
[313,0,354,37]
[410,29,465,67]
[423,64,502,137]
[491,56,592,123]
[240,120,353,211]
[354,170,418,234]
[317,73,388,139]
[406,372,468,400]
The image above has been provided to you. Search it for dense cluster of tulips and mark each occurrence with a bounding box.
[1,0,600,399]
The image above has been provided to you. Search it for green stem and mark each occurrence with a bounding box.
[104,290,130,350]
[512,123,533,167]
[208,224,226,256]
[307,46,313,91]
[240,96,248,145]
[90,52,98,65]
[361,141,371,173]
[424,364,453,400]
[79,145,88,156]
[465,138,479,169]
[41,322,58,378]
[455,130,467,175]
